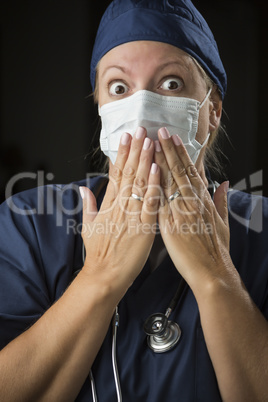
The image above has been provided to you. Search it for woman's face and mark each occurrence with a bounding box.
[98,40,218,147]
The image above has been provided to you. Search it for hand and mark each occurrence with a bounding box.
[80,127,160,294]
[155,127,231,291]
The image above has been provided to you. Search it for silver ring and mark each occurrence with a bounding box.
[168,190,181,203]
[131,193,144,202]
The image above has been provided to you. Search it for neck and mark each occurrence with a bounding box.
[149,232,167,272]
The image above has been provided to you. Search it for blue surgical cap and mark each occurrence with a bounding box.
[90,0,227,98]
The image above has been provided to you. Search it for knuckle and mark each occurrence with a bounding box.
[140,152,152,164]
[177,144,186,157]
[154,153,167,167]
[120,146,130,156]
[165,141,175,152]
[171,162,186,177]
[162,173,174,189]
[145,196,159,209]
[111,164,122,181]
[134,176,146,189]
[123,165,136,179]
[187,164,198,177]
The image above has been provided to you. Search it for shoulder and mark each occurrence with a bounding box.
[1,175,108,230]
[0,174,108,279]
[228,189,268,233]
[228,190,268,312]
[0,175,108,261]
[1,175,108,215]
[0,175,108,347]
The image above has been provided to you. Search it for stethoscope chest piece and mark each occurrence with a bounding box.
[143,313,181,353]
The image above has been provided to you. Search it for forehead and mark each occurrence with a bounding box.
[98,41,198,76]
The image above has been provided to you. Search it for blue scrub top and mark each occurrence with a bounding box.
[0,176,268,401]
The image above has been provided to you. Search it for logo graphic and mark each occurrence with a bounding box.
[228,170,263,233]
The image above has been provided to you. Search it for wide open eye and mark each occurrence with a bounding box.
[160,77,183,91]
[109,81,129,96]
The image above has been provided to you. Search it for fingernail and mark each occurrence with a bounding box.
[151,163,158,174]
[159,127,170,139]
[135,126,146,139]
[172,135,182,146]
[143,137,151,150]
[155,140,162,152]
[121,132,130,145]
[79,186,85,199]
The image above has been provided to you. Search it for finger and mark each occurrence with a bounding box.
[154,139,178,200]
[79,186,98,223]
[171,134,207,199]
[158,128,192,198]
[141,163,161,225]
[213,181,229,226]
[100,132,132,212]
[119,126,147,200]
[129,137,155,213]
[158,128,206,199]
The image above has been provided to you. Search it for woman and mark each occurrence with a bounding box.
[0,0,267,401]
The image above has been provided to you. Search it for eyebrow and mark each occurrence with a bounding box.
[100,59,191,79]
[100,65,128,79]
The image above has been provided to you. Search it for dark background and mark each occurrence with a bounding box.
[1,0,267,202]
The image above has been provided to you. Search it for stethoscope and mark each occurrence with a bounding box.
[79,177,218,401]
[87,275,187,402]
[143,276,187,353]
[142,178,218,353]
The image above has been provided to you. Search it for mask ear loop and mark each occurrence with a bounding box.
[194,87,212,150]
[198,87,212,110]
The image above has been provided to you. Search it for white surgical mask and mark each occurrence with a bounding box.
[99,89,211,165]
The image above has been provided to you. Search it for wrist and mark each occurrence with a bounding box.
[190,259,241,307]
[78,264,128,306]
